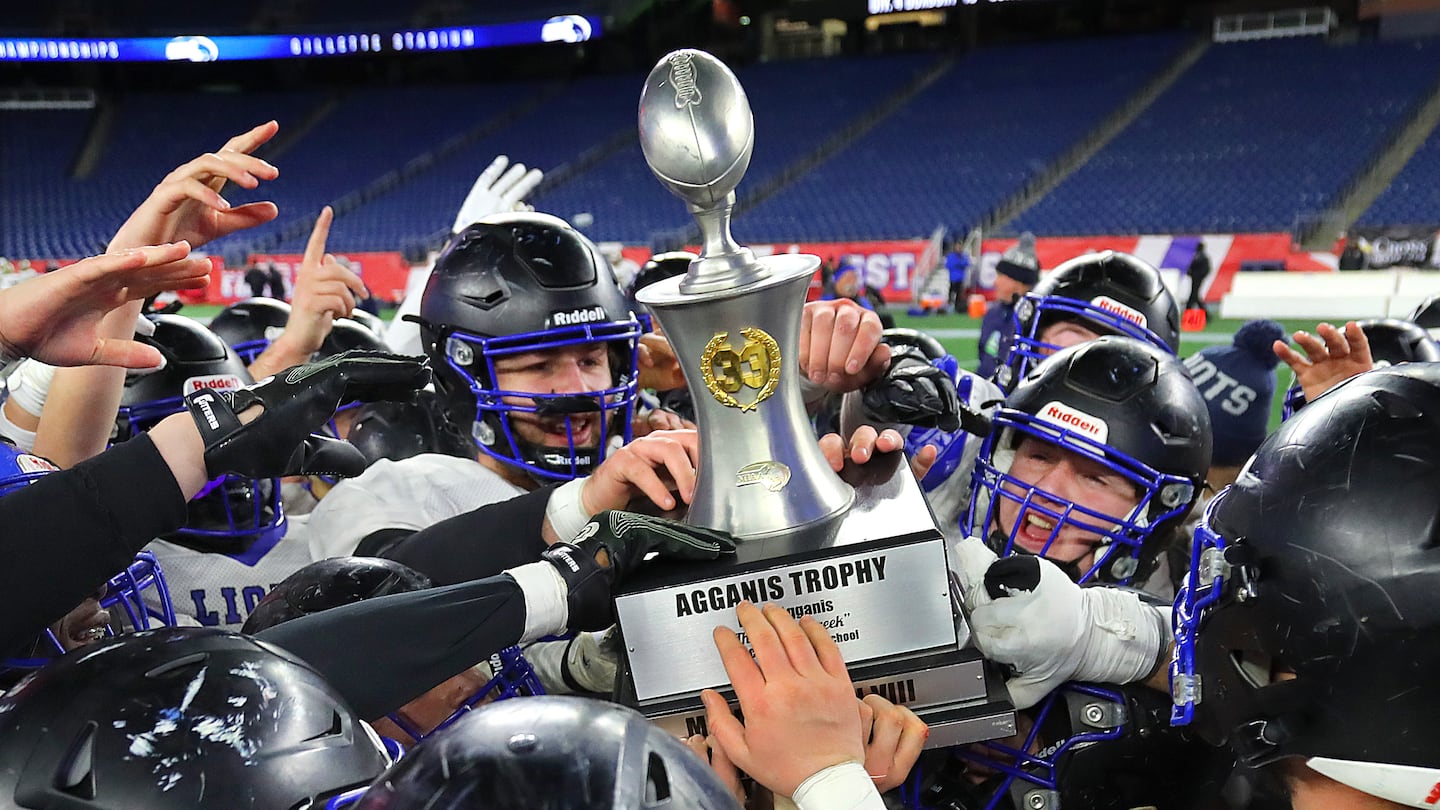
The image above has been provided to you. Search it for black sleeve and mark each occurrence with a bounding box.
[381,483,555,585]
[256,575,528,719]
[0,436,188,654]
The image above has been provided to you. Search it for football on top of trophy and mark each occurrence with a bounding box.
[639,49,755,210]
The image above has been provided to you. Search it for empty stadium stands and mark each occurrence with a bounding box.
[1011,36,1440,235]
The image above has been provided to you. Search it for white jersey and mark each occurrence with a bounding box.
[306,454,526,560]
[145,514,316,630]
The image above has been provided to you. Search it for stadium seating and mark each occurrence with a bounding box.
[737,33,1191,242]
[6,34,1440,262]
[1357,120,1440,227]
[1012,36,1440,236]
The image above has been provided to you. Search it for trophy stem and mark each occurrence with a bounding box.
[679,195,771,294]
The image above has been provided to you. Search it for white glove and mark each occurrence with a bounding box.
[451,155,544,234]
[524,629,619,695]
[951,536,1168,709]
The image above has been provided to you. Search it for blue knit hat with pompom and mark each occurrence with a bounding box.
[1182,319,1285,466]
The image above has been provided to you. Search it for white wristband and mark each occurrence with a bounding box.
[791,761,885,810]
[7,360,56,418]
[504,561,569,642]
[546,477,592,543]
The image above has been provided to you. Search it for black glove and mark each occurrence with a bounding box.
[184,350,431,479]
[542,510,737,632]
[860,344,962,432]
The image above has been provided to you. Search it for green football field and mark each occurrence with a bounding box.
[181,304,1307,431]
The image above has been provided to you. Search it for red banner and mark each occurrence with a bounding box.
[205,251,413,305]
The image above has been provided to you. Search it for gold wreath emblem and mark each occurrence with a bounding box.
[699,327,781,412]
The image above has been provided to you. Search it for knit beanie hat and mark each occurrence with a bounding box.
[1182,319,1285,467]
[996,232,1040,286]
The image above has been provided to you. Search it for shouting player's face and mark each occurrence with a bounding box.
[491,343,613,450]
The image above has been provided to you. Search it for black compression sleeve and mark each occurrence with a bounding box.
[381,484,554,585]
[256,575,527,719]
[0,436,187,654]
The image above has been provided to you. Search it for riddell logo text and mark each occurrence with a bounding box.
[548,306,606,327]
[182,375,245,396]
[1090,296,1147,328]
[1039,401,1109,442]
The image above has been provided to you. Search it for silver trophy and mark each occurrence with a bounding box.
[618,49,1014,749]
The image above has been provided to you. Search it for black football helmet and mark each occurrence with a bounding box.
[242,557,544,744]
[1408,292,1440,335]
[628,250,696,312]
[1281,317,1440,418]
[113,315,282,554]
[207,297,293,365]
[345,393,474,466]
[352,696,739,809]
[1172,363,1440,806]
[321,317,389,358]
[348,308,388,339]
[904,682,1225,810]
[410,213,644,483]
[968,336,1211,586]
[1003,251,1180,392]
[0,628,393,809]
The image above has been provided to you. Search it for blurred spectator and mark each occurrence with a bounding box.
[976,233,1039,378]
[1185,242,1211,313]
[244,262,268,298]
[266,261,286,300]
[945,240,971,314]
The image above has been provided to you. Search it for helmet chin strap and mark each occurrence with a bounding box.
[535,395,602,416]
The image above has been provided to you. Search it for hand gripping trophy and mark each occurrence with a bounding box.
[615,49,1015,748]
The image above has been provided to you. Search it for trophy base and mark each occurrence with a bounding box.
[611,450,1016,748]
[619,645,1017,750]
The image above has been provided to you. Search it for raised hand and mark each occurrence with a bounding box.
[110,121,280,251]
[1273,320,1374,405]
[250,206,369,378]
[452,155,544,233]
[0,243,209,369]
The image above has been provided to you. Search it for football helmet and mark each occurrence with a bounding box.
[904,682,1219,810]
[241,557,544,742]
[349,307,388,339]
[0,443,177,671]
[0,628,393,809]
[1408,292,1440,337]
[1171,363,1440,806]
[967,337,1211,586]
[352,696,739,809]
[208,297,293,364]
[628,250,696,312]
[1003,251,1180,392]
[113,314,283,554]
[1280,317,1440,418]
[345,393,475,466]
[412,212,644,482]
[887,328,988,492]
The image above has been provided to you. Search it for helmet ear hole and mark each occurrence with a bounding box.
[55,722,98,797]
[644,750,672,804]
